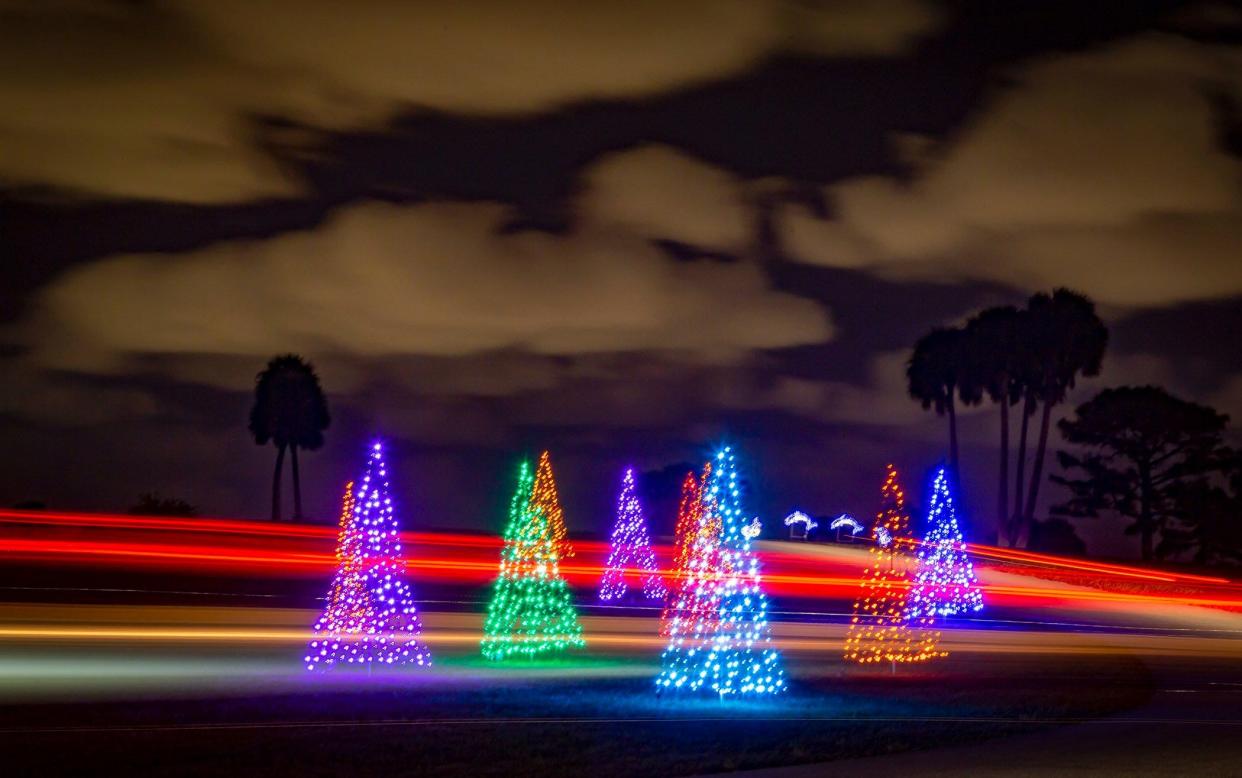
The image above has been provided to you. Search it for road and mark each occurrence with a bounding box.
[1,510,1240,774]
[727,656,1242,777]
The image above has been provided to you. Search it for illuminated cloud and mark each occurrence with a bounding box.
[578,145,755,253]
[0,0,940,202]
[779,35,1242,307]
[18,200,832,379]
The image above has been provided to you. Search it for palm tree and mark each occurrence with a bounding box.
[1011,331,1041,547]
[1018,290,1108,543]
[908,327,968,474]
[248,355,330,521]
[964,306,1024,545]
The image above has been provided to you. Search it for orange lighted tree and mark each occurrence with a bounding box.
[531,451,573,559]
[843,464,943,665]
[658,462,717,637]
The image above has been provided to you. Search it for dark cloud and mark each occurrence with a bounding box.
[0,0,941,202]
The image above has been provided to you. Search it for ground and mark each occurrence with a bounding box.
[0,640,1181,777]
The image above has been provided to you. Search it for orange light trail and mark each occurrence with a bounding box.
[2,620,1239,660]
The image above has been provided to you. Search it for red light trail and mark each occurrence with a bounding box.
[1,509,1238,612]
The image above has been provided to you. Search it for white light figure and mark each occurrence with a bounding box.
[829,514,864,535]
[783,511,818,540]
[742,516,762,540]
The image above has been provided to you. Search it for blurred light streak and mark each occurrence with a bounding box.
[3,507,1232,581]
[964,543,1231,584]
[2,618,1240,660]
[2,509,1240,615]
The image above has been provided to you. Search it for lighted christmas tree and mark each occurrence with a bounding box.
[670,466,710,581]
[480,460,584,660]
[599,468,666,602]
[843,464,941,665]
[658,464,715,637]
[656,446,784,696]
[906,465,984,620]
[531,451,573,559]
[305,442,431,670]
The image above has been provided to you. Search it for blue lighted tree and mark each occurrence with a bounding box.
[906,465,984,620]
[656,446,785,697]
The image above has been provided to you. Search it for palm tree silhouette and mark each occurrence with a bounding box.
[248,355,330,521]
[964,306,1025,545]
[907,327,968,474]
[1018,289,1107,543]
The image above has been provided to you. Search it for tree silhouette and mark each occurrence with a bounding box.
[248,355,330,521]
[907,327,968,474]
[128,493,198,517]
[907,291,1107,548]
[1020,290,1107,543]
[964,306,1025,544]
[1162,450,1242,565]
[1052,386,1228,561]
[1027,517,1087,557]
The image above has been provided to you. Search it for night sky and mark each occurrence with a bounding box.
[2,1,1241,556]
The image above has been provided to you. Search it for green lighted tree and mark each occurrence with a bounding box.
[480,461,584,660]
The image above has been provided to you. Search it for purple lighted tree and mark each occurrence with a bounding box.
[305,441,431,670]
[599,468,666,602]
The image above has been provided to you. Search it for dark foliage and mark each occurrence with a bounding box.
[963,305,1025,543]
[1052,386,1230,562]
[909,289,1107,548]
[128,492,198,517]
[1026,517,1087,557]
[907,326,968,472]
[1160,450,1242,566]
[248,354,330,520]
[1018,289,1108,544]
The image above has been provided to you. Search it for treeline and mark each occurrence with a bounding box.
[908,289,1239,565]
[908,289,1107,548]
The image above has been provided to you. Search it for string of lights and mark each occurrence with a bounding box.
[481,459,584,660]
[907,466,985,620]
[531,451,574,560]
[843,464,942,665]
[656,446,785,696]
[305,442,432,670]
[659,464,715,637]
[598,468,666,602]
